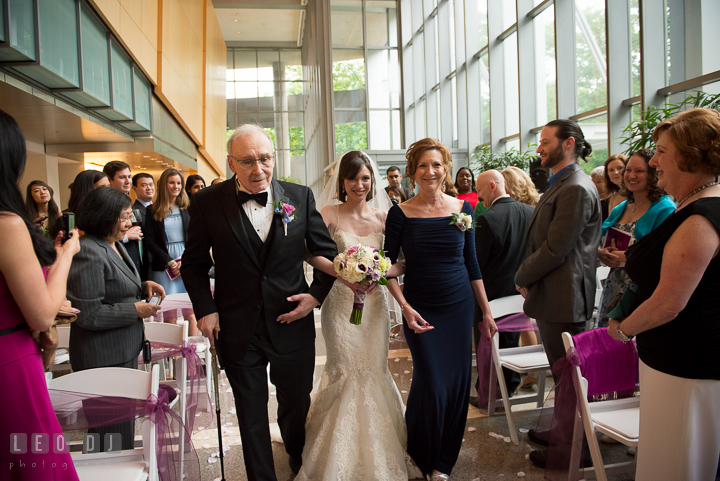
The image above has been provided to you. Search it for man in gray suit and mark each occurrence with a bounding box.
[515,119,601,373]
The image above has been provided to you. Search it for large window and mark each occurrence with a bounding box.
[331,0,401,154]
[226,49,306,181]
[575,0,606,113]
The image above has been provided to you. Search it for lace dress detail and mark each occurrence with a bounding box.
[296,230,420,481]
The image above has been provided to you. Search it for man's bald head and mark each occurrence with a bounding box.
[476,170,506,208]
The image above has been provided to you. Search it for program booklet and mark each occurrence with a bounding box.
[603,227,633,251]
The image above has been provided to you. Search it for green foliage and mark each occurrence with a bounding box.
[469,145,538,174]
[618,91,720,156]
[335,122,368,153]
[279,175,303,185]
[333,59,365,91]
[580,147,608,175]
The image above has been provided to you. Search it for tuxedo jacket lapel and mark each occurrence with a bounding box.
[222,176,260,268]
[265,178,290,252]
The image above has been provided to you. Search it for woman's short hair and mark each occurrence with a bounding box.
[405,138,457,196]
[603,154,628,193]
[619,149,665,203]
[185,174,206,196]
[590,166,605,180]
[454,167,477,193]
[337,151,375,203]
[501,166,540,207]
[77,186,132,238]
[652,108,720,176]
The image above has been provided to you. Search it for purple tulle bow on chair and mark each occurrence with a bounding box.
[476,313,539,411]
[536,328,639,481]
[50,383,202,481]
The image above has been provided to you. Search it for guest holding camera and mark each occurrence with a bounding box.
[0,110,80,479]
[66,187,164,449]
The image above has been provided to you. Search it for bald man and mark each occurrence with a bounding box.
[472,170,535,401]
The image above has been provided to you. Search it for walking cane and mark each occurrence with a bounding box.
[210,346,227,481]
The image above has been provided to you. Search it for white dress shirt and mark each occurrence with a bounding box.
[490,194,511,207]
[237,180,274,242]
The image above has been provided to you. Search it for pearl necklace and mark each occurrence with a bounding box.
[676,181,718,208]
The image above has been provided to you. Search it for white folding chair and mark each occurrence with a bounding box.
[50,325,73,377]
[143,322,188,422]
[562,332,639,481]
[48,365,160,481]
[595,266,611,308]
[487,295,550,445]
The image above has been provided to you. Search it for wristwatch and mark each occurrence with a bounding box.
[616,324,634,343]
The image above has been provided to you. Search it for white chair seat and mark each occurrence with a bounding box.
[75,461,148,481]
[501,352,549,371]
[593,406,640,440]
[54,348,69,364]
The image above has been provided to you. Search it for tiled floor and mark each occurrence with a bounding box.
[192,310,638,481]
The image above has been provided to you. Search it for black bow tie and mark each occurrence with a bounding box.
[237,191,269,207]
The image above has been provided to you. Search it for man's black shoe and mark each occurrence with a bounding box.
[289,455,302,475]
[527,428,550,446]
[528,449,593,469]
[469,396,479,408]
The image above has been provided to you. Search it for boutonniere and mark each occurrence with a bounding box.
[449,212,473,232]
[273,201,296,236]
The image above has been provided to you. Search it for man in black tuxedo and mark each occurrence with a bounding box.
[473,170,534,399]
[132,173,155,281]
[181,125,337,481]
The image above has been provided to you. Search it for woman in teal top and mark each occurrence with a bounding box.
[596,149,675,327]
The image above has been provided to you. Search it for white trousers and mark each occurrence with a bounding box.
[636,360,720,481]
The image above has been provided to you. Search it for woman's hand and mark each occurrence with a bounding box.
[607,318,622,341]
[142,281,166,300]
[135,301,161,319]
[338,278,377,301]
[606,247,626,265]
[403,305,434,334]
[33,215,47,226]
[597,247,622,268]
[169,259,181,278]
[480,313,498,340]
[53,229,81,259]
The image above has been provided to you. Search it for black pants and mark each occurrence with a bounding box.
[76,358,137,451]
[222,320,315,481]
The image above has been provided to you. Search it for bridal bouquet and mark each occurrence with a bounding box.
[334,244,392,325]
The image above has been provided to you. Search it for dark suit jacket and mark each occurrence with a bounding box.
[144,204,190,272]
[132,200,151,280]
[515,163,601,324]
[476,196,534,302]
[181,177,337,362]
[66,235,144,371]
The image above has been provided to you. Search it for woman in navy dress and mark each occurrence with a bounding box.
[384,138,498,480]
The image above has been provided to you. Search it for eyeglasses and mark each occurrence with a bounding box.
[229,154,275,169]
[118,215,134,223]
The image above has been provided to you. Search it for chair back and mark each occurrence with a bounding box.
[488,295,525,319]
[568,328,638,397]
[144,321,188,345]
[48,365,160,480]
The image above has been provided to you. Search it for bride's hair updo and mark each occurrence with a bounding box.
[337,151,375,202]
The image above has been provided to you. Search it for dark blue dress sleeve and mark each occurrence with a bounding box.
[384,204,404,263]
[462,201,482,281]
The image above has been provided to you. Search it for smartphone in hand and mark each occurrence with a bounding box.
[147,294,163,306]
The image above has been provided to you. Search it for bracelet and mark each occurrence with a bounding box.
[400,302,410,312]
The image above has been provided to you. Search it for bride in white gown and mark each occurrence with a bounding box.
[298,151,421,480]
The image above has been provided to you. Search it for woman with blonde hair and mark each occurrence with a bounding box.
[384,138,497,480]
[145,168,197,334]
[501,166,540,207]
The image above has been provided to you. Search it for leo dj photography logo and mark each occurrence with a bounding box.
[8,433,123,472]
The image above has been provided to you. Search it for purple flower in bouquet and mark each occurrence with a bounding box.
[347,245,359,255]
[371,269,381,281]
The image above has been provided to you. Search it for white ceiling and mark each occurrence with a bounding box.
[215,1,307,46]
